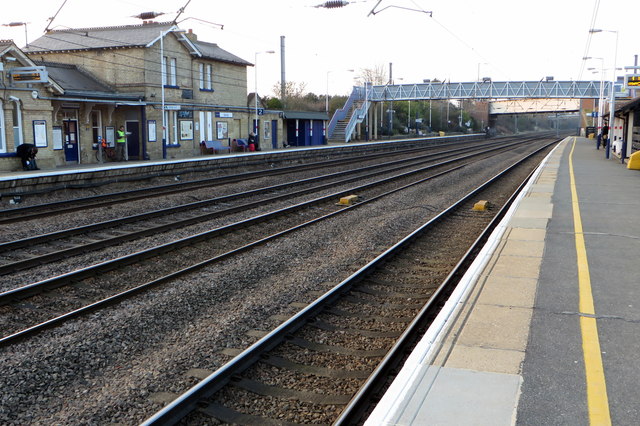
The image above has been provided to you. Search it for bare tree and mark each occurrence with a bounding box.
[272,81,308,100]
[354,64,388,86]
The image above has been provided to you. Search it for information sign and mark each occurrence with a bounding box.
[626,75,640,89]
[9,67,48,84]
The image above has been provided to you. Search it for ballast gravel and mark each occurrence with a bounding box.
[0,145,542,424]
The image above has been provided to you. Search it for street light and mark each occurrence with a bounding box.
[326,69,354,113]
[590,28,619,159]
[254,50,275,148]
[160,26,185,159]
[2,22,29,47]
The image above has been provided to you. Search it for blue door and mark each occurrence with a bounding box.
[63,120,79,162]
[312,120,324,145]
[302,121,311,146]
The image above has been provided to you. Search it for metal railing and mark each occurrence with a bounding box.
[327,86,361,139]
[368,80,612,101]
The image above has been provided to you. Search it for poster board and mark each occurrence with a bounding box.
[33,120,47,147]
[52,126,63,150]
[148,120,157,142]
[216,121,228,140]
[105,126,115,147]
[180,120,193,140]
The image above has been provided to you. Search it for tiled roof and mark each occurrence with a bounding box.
[23,22,251,69]
[33,61,114,93]
[193,40,252,66]
[25,22,175,53]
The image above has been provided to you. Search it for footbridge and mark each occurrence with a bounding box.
[329,80,612,142]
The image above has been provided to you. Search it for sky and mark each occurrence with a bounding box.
[1,0,638,98]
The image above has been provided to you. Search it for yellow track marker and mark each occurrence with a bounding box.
[569,137,611,425]
[338,195,358,206]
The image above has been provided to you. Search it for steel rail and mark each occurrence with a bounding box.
[0,139,474,224]
[0,155,472,346]
[0,141,494,306]
[333,141,556,425]
[141,138,560,425]
[0,136,518,253]
[0,138,530,276]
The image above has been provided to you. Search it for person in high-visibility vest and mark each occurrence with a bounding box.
[116,125,127,161]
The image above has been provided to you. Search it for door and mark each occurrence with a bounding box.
[126,121,140,160]
[312,120,324,145]
[286,121,297,146]
[302,121,311,146]
[271,120,278,149]
[63,120,79,162]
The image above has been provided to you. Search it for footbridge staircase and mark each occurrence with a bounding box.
[328,85,370,143]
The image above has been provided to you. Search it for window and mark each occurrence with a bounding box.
[205,64,212,90]
[163,56,177,87]
[199,63,213,91]
[0,100,5,153]
[171,110,178,144]
[11,99,23,147]
[198,111,214,141]
[164,110,180,146]
[170,58,177,86]
[206,111,213,140]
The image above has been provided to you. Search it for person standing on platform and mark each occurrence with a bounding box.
[600,125,609,150]
[116,126,128,161]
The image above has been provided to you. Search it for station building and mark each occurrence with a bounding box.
[611,96,640,162]
[0,22,291,172]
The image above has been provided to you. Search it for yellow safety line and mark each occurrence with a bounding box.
[569,137,611,425]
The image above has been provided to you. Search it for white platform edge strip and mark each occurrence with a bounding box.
[365,139,566,425]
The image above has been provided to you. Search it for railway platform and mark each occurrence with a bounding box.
[368,136,640,425]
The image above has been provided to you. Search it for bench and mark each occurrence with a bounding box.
[201,140,231,155]
[234,139,249,152]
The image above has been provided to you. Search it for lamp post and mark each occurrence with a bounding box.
[364,81,370,141]
[2,22,29,47]
[254,50,275,147]
[326,69,354,113]
[160,27,185,159]
[590,28,618,159]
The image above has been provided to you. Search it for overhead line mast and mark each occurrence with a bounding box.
[44,0,69,33]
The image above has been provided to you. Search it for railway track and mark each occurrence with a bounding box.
[0,137,541,280]
[0,137,499,225]
[141,138,557,425]
[0,138,539,344]
[0,141,516,345]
